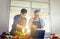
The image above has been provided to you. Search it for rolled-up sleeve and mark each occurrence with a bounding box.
[40,19,45,27]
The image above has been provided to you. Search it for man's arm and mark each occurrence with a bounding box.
[29,19,37,29]
[40,18,45,29]
[15,17,27,32]
[10,15,19,34]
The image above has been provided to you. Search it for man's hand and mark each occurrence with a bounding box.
[30,24,37,29]
[16,24,22,31]
[16,24,22,28]
[16,24,26,31]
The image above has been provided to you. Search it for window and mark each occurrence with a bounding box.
[9,0,50,32]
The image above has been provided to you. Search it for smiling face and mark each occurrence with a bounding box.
[21,13,27,18]
[34,10,40,18]
[34,12,39,17]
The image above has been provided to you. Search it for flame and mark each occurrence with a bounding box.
[22,28,25,33]
[22,19,31,34]
[26,17,31,34]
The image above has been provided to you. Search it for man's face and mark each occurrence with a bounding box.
[21,13,26,18]
[34,12,39,17]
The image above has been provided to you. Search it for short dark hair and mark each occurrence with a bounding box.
[21,9,27,14]
[34,9,40,13]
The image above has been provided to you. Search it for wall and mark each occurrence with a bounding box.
[50,0,60,34]
[0,0,10,34]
